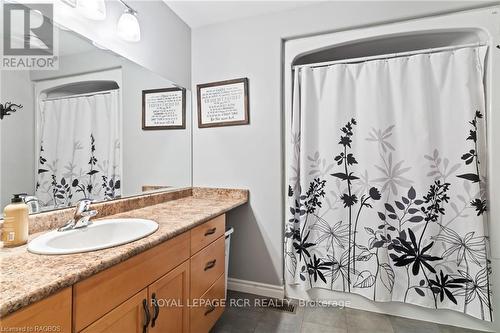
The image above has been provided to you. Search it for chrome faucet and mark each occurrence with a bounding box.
[58,199,98,232]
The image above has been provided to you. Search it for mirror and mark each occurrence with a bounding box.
[0,23,192,215]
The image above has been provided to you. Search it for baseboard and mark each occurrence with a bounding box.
[227,278,285,299]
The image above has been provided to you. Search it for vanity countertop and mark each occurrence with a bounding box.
[0,188,248,318]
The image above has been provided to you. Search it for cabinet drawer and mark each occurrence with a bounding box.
[74,232,190,332]
[190,215,225,255]
[190,236,225,299]
[0,288,71,332]
[190,274,225,333]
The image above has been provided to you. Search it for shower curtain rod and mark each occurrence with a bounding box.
[293,42,487,70]
[41,89,119,102]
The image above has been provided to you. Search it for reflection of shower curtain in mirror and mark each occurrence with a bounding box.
[36,90,121,208]
[285,46,493,321]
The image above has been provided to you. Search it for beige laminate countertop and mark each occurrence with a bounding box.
[0,191,247,318]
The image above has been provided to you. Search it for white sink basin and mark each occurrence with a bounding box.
[27,218,159,255]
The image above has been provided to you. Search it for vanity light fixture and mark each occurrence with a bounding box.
[117,0,141,42]
[76,0,106,20]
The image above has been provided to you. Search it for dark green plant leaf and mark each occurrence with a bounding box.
[385,203,395,213]
[457,173,480,183]
[408,187,416,200]
[408,215,424,223]
[415,288,425,297]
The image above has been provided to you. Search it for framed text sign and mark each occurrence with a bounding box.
[197,78,249,128]
[142,87,186,130]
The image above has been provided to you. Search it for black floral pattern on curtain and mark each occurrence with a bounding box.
[286,113,491,321]
[36,90,121,209]
[36,134,121,208]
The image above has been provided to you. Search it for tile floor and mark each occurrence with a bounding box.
[210,291,487,333]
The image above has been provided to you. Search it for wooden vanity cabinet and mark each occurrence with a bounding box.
[190,274,226,333]
[75,214,226,333]
[148,261,190,333]
[79,261,191,333]
[1,214,227,333]
[79,289,148,333]
[189,214,226,333]
[73,232,190,331]
[190,236,225,299]
[0,287,72,332]
[190,214,225,254]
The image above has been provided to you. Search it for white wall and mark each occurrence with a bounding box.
[191,1,499,331]
[0,71,35,210]
[26,0,191,88]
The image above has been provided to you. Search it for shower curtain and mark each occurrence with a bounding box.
[35,90,121,208]
[285,46,492,321]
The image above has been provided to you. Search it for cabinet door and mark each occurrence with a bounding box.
[149,261,190,333]
[80,289,149,333]
[0,288,71,332]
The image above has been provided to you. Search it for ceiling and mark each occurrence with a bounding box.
[164,1,320,28]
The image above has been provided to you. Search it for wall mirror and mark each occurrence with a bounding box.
[0,18,192,216]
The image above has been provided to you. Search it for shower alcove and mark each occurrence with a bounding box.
[293,29,485,65]
[35,68,123,144]
[283,6,500,332]
[39,80,120,99]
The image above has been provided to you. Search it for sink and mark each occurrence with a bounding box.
[27,218,159,255]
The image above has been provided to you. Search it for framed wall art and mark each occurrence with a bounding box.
[142,87,186,130]
[197,78,249,128]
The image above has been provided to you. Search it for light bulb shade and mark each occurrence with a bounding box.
[117,11,141,42]
[77,0,106,20]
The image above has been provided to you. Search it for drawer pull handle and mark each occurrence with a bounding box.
[204,227,217,236]
[151,293,160,327]
[204,259,217,271]
[142,299,151,333]
[204,305,216,316]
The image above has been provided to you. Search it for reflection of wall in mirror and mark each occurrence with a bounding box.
[121,60,191,195]
[0,71,35,210]
[33,49,192,199]
[0,44,192,211]
[141,185,172,192]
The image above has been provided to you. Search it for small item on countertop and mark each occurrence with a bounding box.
[2,194,29,247]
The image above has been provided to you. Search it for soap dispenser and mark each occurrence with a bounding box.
[2,194,29,247]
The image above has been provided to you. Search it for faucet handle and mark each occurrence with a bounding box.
[75,199,94,214]
[81,209,98,218]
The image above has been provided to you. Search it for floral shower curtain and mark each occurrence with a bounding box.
[36,90,121,209]
[285,46,492,320]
